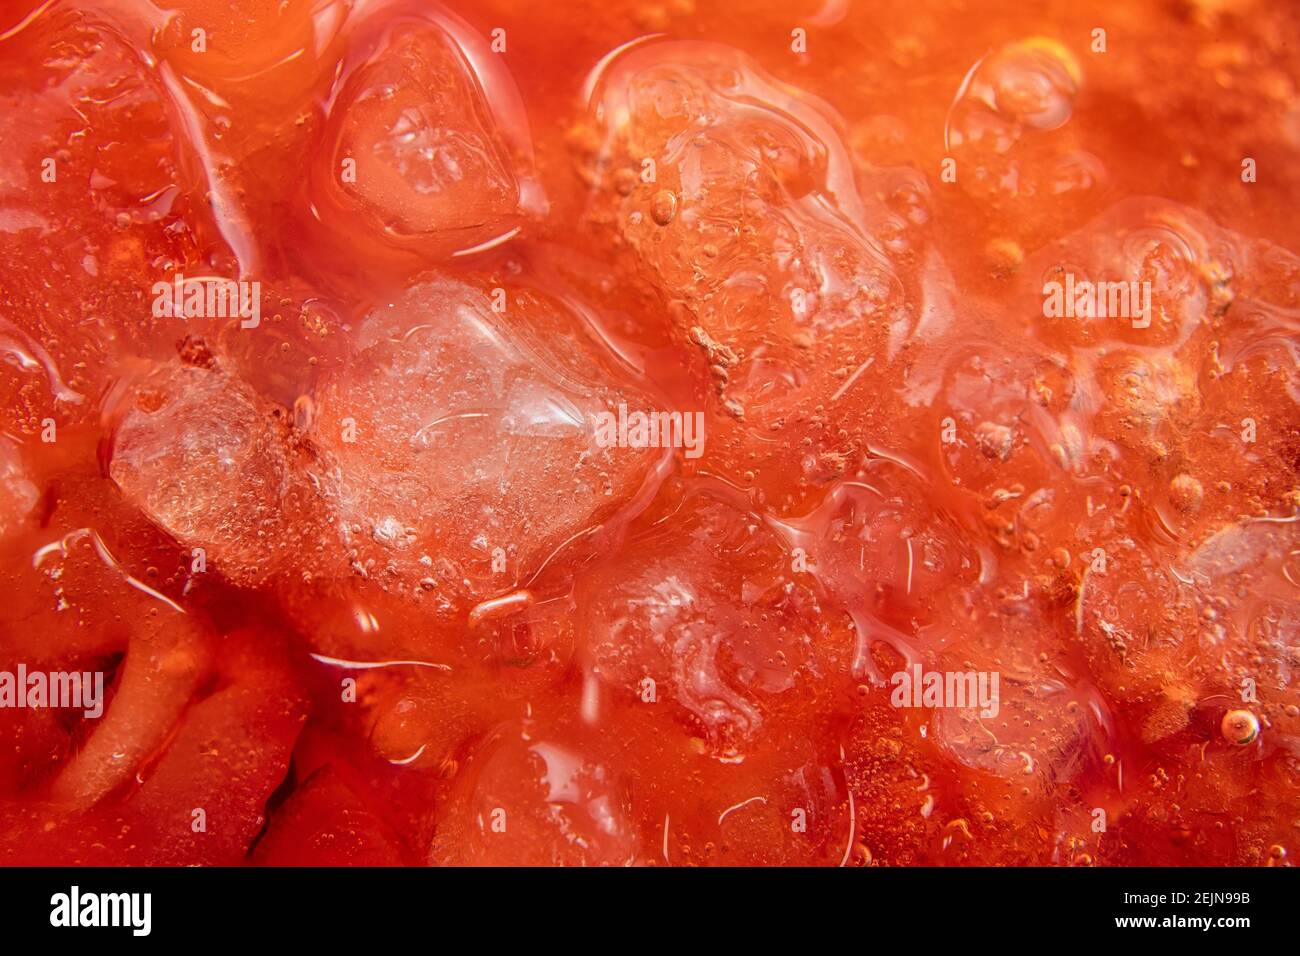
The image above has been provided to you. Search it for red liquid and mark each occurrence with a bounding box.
[0,0,1297,866]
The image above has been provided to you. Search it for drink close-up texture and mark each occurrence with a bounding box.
[0,0,1297,867]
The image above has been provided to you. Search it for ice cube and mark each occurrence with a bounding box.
[431,719,638,866]
[1075,535,1202,700]
[595,700,851,865]
[302,273,666,647]
[311,13,538,265]
[946,38,1102,245]
[1021,198,1221,349]
[1181,519,1300,712]
[983,39,1080,130]
[0,437,37,543]
[106,359,303,586]
[0,5,236,439]
[1092,351,1199,467]
[586,40,906,413]
[577,486,854,758]
[932,669,1099,790]
[154,0,337,108]
[580,40,932,507]
[778,469,982,676]
[928,344,1077,490]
